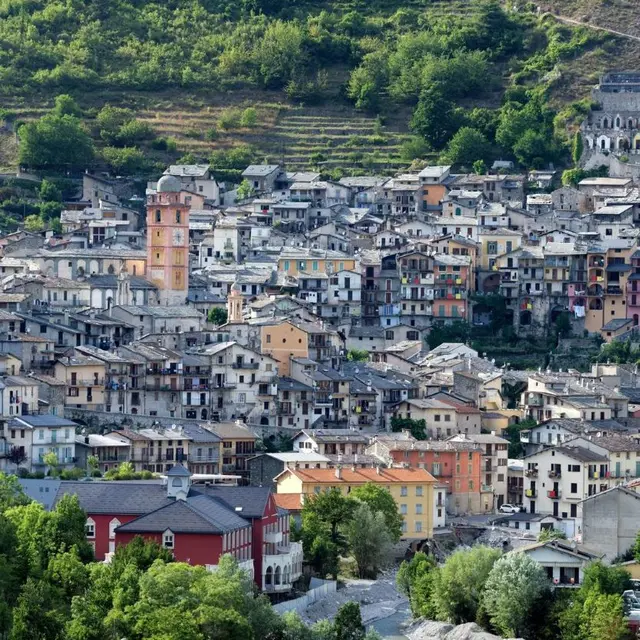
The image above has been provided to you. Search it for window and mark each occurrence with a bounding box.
[487,241,498,255]
[416,503,422,515]
[416,486,423,497]
[163,530,174,549]
[570,483,577,494]
[176,210,181,224]
[85,518,95,538]
[400,486,408,496]
[109,518,121,539]
[155,210,161,223]
[415,521,422,533]
[400,504,407,515]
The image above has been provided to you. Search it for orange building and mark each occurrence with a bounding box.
[146,174,191,306]
[432,254,472,321]
[367,437,487,514]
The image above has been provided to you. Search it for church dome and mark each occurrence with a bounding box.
[157,174,182,193]
[230,281,241,294]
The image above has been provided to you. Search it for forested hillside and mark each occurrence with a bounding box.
[0,0,636,175]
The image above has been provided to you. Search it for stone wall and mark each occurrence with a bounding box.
[583,151,640,179]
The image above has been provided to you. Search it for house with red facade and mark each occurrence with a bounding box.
[43,466,302,592]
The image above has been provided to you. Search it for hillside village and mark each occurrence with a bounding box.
[10,70,640,639]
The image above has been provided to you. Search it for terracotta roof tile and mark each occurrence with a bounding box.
[283,467,436,484]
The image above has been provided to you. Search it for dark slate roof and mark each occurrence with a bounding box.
[16,415,78,428]
[19,478,61,510]
[277,376,314,392]
[620,387,640,403]
[179,423,221,443]
[602,318,634,331]
[197,485,272,519]
[86,275,157,290]
[54,481,171,514]
[115,496,249,534]
[167,464,191,477]
[555,445,608,463]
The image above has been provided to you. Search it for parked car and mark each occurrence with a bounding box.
[499,504,521,514]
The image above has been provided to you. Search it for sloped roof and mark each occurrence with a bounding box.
[278,466,436,484]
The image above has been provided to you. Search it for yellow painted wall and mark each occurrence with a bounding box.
[260,322,308,376]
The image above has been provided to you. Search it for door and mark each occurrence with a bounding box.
[530,501,535,514]
[553,501,559,517]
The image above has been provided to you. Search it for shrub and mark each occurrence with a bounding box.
[218,108,243,130]
[240,107,258,127]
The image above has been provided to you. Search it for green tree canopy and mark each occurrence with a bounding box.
[346,502,392,578]
[442,127,492,165]
[432,546,501,624]
[350,483,403,542]
[18,114,94,170]
[482,552,551,638]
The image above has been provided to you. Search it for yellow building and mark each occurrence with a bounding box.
[274,466,437,539]
[209,421,257,477]
[278,248,356,278]
[54,354,106,411]
[478,229,522,271]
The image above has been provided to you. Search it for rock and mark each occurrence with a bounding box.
[408,620,524,640]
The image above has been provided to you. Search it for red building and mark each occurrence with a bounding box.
[52,466,302,591]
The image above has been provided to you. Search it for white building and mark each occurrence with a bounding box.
[164,165,220,204]
[522,438,609,528]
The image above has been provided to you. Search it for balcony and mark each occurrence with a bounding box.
[481,484,494,493]
[315,394,333,406]
[265,531,283,544]
[263,541,303,591]
[184,383,210,391]
[231,362,260,370]
[97,454,130,462]
[606,285,623,295]
[548,470,562,478]
[71,378,104,386]
[222,464,237,473]
[527,395,544,406]
[525,489,538,498]
[191,453,219,463]
[547,490,561,499]
[525,468,538,477]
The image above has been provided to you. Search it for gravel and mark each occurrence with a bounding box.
[300,569,408,625]
[407,621,524,640]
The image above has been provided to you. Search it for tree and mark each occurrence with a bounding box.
[9,577,66,640]
[427,321,470,349]
[572,131,584,165]
[6,447,27,472]
[481,552,551,638]
[241,108,258,127]
[411,86,461,150]
[390,417,427,440]
[39,179,62,202]
[0,473,29,512]
[87,455,99,476]
[581,591,628,640]
[350,483,403,543]
[298,489,354,578]
[346,349,369,362]
[24,215,45,232]
[43,451,60,477]
[334,602,365,640]
[236,179,255,201]
[346,503,392,578]
[580,561,631,595]
[101,147,149,176]
[18,114,94,170]
[397,552,438,619]
[512,129,550,168]
[441,127,491,165]
[473,159,487,175]
[432,546,500,624]
[208,308,228,325]
[53,94,82,118]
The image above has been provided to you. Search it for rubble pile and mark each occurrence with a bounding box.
[408,621,523,640]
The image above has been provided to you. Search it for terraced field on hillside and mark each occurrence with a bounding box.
[1,94,419,174]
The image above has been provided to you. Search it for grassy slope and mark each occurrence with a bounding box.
[2,0,638,173]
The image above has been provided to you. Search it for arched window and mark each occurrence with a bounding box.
[603,117,609,129]
[265,566,273,586]
[274,566,281,585]
[616,116,621,128]
[85,518,96,538]
[455,207,461,216]
[109,518,121,539]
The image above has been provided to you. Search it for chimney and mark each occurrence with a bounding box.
[335,465,342,479]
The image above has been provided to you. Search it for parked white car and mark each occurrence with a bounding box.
[499,504,521,514]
